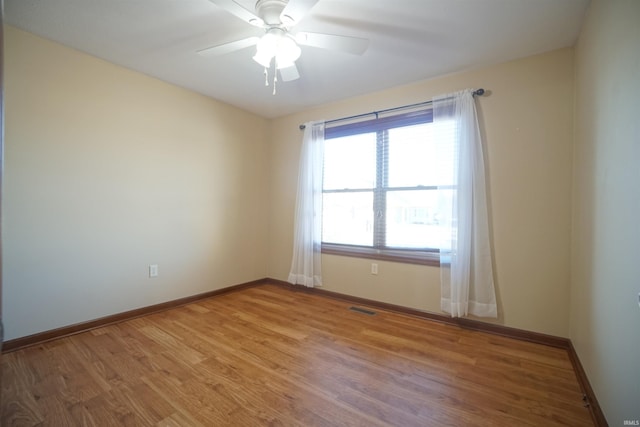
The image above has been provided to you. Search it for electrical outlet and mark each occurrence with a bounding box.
[371,263,378,275]
[149,264,158,278]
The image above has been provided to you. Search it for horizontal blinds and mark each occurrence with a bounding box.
[325,109,433,139]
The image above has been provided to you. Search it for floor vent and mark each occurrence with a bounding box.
[349,306,376,316]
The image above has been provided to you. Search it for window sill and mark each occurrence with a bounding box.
[321,244,440,267]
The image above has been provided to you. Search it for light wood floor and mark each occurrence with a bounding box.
[2,284,593,426]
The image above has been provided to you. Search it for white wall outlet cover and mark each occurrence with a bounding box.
[149,264,159,278]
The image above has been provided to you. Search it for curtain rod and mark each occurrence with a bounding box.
[299,88,485,130]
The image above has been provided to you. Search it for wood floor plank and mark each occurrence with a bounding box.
[36,395,78,427]
[1,283,594,426]
[156,411,206,427]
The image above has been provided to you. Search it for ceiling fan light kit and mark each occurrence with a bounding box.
[252,28,301,69]
[252,27,302,94]
[205,0,369,94]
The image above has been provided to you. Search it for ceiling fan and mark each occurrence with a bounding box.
[199,0,369,93]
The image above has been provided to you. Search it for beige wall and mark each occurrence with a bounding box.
[269,48,575,337]
[4,26,578,342]
[571,0,640,423]
[3,27,269,340]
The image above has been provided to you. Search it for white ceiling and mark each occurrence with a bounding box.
[5,0,590,118]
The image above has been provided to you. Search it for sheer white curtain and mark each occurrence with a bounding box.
[434,90,497,318]
[288,121,325,287]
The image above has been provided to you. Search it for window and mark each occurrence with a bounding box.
[321,108,455,265]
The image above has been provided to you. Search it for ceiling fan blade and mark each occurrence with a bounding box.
[280,0,319,26]
[295,32,369,55]
[279,64,300,82]
[208,0,264,27]
[197,37,260,57]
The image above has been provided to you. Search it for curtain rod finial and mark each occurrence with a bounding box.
[474,88,485,96]
[299,124,306,130]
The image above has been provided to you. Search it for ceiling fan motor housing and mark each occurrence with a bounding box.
[255,0,290,26]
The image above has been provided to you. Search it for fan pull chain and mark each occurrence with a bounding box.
[272,66,278,95]
[263,66,269,86]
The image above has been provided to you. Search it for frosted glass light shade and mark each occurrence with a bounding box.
[275,35,301,68]
[253,29,301,69]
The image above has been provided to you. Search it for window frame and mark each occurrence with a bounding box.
[321,108,442,266]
